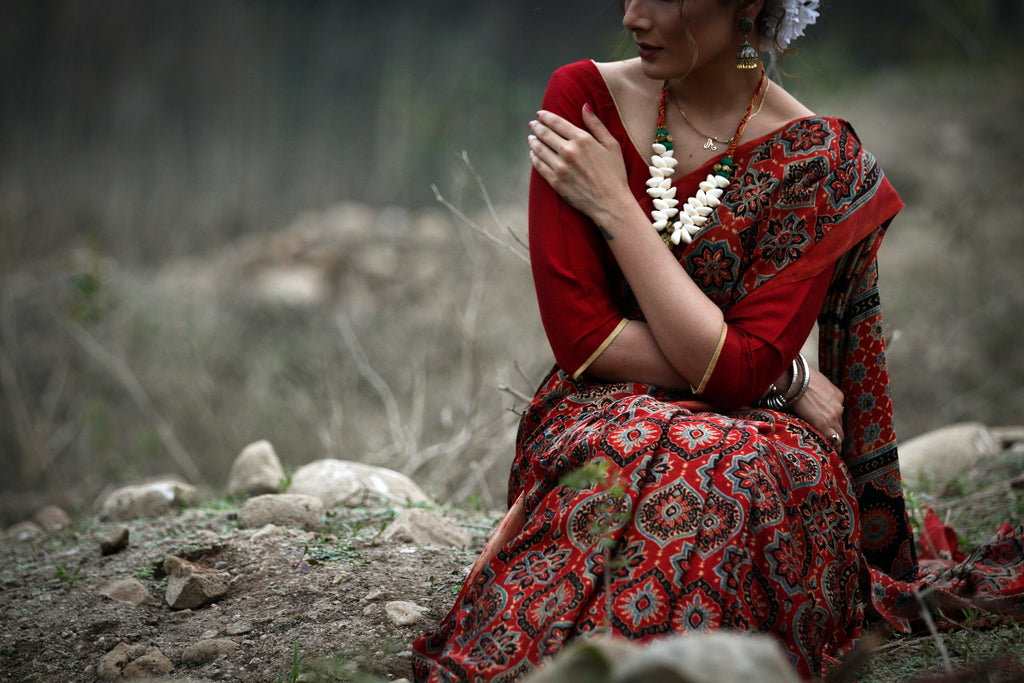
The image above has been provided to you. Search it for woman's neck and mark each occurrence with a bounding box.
[667,60,764,121]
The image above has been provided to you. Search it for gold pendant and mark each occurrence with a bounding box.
[703,138,718,151]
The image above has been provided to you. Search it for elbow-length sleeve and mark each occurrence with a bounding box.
[529,63,629,377]
[697,266,833,411]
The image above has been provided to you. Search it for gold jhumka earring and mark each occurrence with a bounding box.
[736,16,758,69]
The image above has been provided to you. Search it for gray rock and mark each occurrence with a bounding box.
[990,426,1024,450]
[225,620,253,635]
[33,505,71,531]
[97,480,198,521]
[524,632,799,683]
[899,421,994,485]
[382,507,470,548]
[123,647,173,678]
[97,642,145,680]
[100,524,130,555]
[615,632,800,683]
[384,600,426,626]
[5,521,43,542]
[238,493,323,531]
[227,440,285,497]
[164,556,231,610]
[181,638,239,665]
[100,578,155,606]
[288,459,428,508]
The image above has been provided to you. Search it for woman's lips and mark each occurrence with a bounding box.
[636,42,662,60]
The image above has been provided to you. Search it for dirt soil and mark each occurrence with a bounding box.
[0,505,497,682]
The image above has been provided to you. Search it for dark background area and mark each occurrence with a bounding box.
[2,0,1023,522]
[3,0,1020,266]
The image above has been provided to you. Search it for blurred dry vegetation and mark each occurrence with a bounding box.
[1,0,1023,526]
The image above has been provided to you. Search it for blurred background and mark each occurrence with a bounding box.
[2,0,1023,524]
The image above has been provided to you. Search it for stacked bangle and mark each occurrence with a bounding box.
[760,353,810,410]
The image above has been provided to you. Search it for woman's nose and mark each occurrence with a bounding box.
[622,0,652,34]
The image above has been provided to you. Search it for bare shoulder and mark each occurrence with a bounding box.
[746,78,817,139]
[593,58,659,101]
[593,58,662,145]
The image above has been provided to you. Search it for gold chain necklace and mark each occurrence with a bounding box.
[647,67,766,247]
[670,79,771,151]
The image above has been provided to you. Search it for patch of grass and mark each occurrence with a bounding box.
[54,566,81,589]
[859,620,1024,682]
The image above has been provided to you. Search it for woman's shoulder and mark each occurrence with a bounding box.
[545,58,648,97]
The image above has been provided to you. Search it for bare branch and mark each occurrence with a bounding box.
[62,321,205,486]
[335,314,415,458]
[431,152,530,266]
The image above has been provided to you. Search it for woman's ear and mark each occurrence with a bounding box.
[736,0,766,16]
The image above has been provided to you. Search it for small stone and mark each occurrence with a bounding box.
[97,642,145,680]
[362,587,386,602]
[181,638,238,665]
[200,629,219,640]
[164,556,231,610]
[100,525,130,555]
[33,505,71,531]
[227,440,286,497]
[238,494,323,531]
[97,480,198,521]
[100,578,155,606]
[123,647,173,678]
[5,521,43,542]
[225,620,253,635]
[382,508,470,548]
[384,601,426,626]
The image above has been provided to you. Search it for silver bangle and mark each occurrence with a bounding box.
[760,354,809,411]
[789,353,811,404]
[780,357,800,400]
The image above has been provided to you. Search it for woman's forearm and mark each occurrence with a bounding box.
[585,320,689,389]
[594,195,726,390]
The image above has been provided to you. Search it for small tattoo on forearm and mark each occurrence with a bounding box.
[597,224,614,241]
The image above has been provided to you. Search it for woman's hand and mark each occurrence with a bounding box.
[528,105,635,230]
[792,364,846,450]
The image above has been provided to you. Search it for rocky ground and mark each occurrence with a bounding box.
[0,500,497,682]
[4,423,1024,683]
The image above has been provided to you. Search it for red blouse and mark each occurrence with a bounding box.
[529,60,833,410]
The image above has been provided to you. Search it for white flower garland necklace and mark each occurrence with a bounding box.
[647,68,766,248]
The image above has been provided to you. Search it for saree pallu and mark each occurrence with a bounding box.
[412,113,1024,681]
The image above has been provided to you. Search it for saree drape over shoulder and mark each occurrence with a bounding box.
[412,61,1024,682]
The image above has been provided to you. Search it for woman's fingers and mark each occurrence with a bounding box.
[581,103,616,146]
[792,365,846,450]
[535,109,584,141]
[528,106,628,224]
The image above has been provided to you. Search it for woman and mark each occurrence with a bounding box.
[413,1,1023,680]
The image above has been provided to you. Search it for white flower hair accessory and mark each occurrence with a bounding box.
[763,0,820,54]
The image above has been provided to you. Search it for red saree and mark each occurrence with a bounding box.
[411,61,1024,681]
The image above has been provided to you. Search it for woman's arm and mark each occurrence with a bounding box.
[529,104,726,390]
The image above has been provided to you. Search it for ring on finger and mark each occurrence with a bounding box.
[829,432,841,445]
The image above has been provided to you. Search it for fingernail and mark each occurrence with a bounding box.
[583,103,593,113]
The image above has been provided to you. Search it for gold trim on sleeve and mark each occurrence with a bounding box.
[572,318,630,380]
[691,322,728,395]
